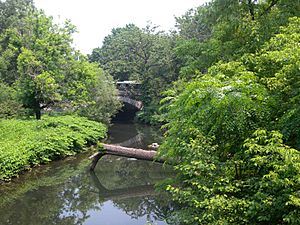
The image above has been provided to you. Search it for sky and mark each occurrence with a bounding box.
[34,0,207,54]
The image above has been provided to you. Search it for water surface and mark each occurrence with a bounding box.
[0,122,174,225]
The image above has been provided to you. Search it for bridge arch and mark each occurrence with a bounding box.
[116,81,143,110]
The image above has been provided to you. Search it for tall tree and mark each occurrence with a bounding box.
[0,0,35,84]
[160,16,300,225]
[90,24,143,81]
[0,2,120,121]
[0,0,34,33]
[12,10,76,119]
[174,0,300,79]
[90,24,179,123]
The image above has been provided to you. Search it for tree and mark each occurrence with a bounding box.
[161,61,270,160]
[89,24,143,81]
[0,3,120,121]
[90,23,179,123]
[245,17,300,149]
[163,129,300,225]
[160,16,300,225]
[12,10,75,119]
[174,0,300,79]
[0,0,35,34]
[0,81,22,118]
[175,5,212,42]
[74,60,122,125]
[0,0,35,84]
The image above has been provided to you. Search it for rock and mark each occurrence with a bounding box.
[148,142,159,150]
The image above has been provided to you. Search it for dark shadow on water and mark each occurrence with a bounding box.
[112,102,139,123]
[107,122,163,149]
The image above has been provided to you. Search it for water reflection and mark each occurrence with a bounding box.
[0,123,174,225]
[90,170,172,223]
[106,122,163,149]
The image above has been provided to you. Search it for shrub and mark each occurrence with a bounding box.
[0,82,22,118]
[0,115,106,180]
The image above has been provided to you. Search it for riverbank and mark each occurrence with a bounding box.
[0,122,174,225]
[0,115,106,181]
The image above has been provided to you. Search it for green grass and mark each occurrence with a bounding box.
[0,115,106,181]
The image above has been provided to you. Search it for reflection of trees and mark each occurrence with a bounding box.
[0,153,175,225]
[90,171,156,201]
[57,173,101,225]
[134,123,163,149]
[116,133,144,147]
[0,156,100,225]
[94,155,174,189]
[90,170,175,224]
[107,123,163,149]
[113,196,173,222]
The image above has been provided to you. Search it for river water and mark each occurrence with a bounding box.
[0,122,174,225]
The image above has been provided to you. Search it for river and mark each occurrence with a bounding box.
[0,122,175,225]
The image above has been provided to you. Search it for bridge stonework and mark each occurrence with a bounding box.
[118,96,143,110]
[116,81,143,110]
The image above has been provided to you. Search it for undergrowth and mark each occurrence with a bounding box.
[0,115,106,181]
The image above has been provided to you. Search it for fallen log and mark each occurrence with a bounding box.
[89,144,165,171]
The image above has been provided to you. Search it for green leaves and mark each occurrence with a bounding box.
[162,63,269,159]
[175,0,300,78]
[161,14,300,225]
[0,115,106,181]
[0,2,120,122]
[0,81,22,118]
[90,23,179,124]
[241,130,300,224]
[76,62,122,124]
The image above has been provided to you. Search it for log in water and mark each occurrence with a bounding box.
[89,144,165,171]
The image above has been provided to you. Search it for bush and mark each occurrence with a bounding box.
[0,82,22,118]
[0,115,106,181]
[160,18,300,224]
[164,130,300,224]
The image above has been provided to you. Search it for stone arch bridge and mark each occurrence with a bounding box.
[116,81,143,110]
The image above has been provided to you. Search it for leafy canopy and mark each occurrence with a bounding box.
[160,17,300,224]
[0,1,121,122]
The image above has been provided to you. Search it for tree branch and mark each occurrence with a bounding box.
[262,0,279,15]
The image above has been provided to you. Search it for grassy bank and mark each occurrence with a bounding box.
[0,115,106,181]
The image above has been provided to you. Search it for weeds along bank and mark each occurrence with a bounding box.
[0,116,106,181]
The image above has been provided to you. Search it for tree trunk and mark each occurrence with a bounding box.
[34,100,41,120]
[89,144,165,171]
[35,108,41,120]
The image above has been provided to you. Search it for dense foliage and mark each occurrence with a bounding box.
[174,0,300,78]
[162,129,300,224]
[1,0,300,223]
[160,15,300,225]
[0,115,106,181]
[0,81,22,118]
[0,0,121,122]
[89,24,179,124]
[87,1,300,223]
